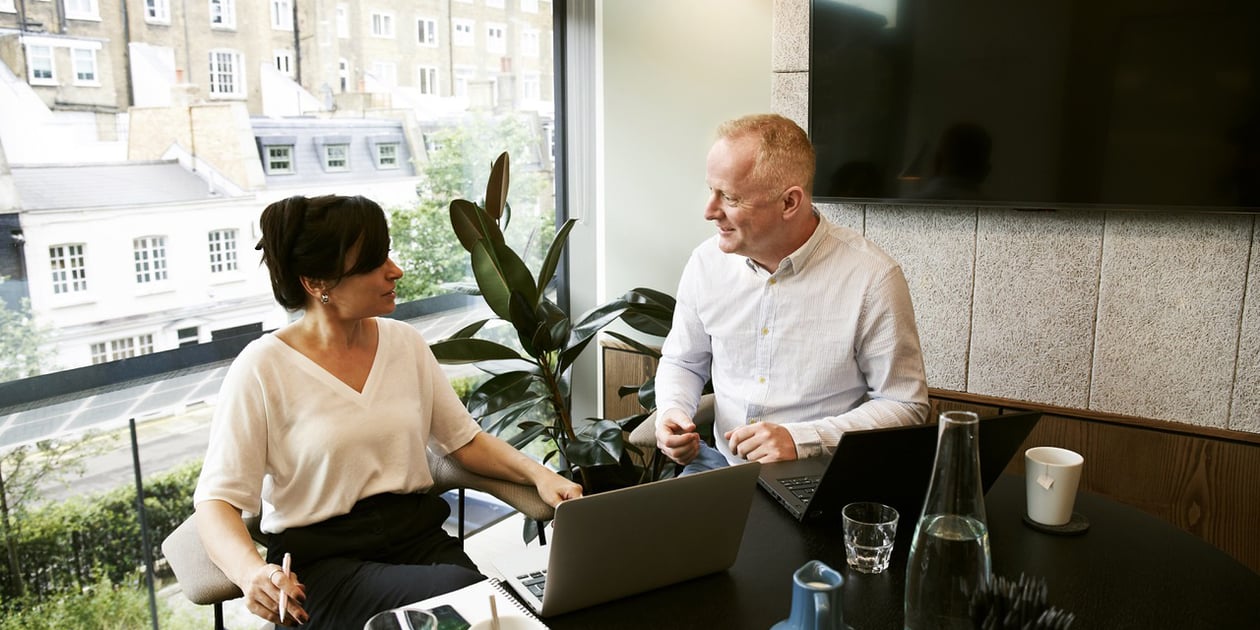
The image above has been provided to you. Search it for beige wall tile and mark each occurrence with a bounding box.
[773,0,810,72]
[1231,218,1260,432]
[864,205,976,391]
[772,71,809,132]
[1091,212,1252,427]
[817,202,864,232]
[969,210,1103,408]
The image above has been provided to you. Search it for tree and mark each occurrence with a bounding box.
[0,278,50,383]
[390,113,554,302]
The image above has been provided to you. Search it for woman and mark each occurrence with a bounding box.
[193,194,581,628]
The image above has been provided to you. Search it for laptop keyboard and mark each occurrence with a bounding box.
[517,570,548,598]
[780,475,821,501]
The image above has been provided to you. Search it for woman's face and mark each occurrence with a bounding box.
[323,242,404,318]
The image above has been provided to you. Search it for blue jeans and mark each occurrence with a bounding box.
[680,441,731,476]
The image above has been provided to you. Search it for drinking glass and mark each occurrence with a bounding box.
[364,608,438,630]
[841,501,899,573]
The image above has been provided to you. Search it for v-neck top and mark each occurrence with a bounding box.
[193,317,480,533]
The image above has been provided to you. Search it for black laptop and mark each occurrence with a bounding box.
[757,411,1042,522]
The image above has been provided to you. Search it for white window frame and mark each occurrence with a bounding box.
[274,49,293,76]
[322,143,349,171]
[133,236,169,285]
[144,0,170,23]
[210,0,235,29]
[208,49,245,97]
[370,11,395,38]
[374,142,399,169]
[27,44,55,85]
[486,23,506,54]
[0,0,16,13]
[264,145,295,174]
[416,65,438,96]
[522,72,540,101]
[71,47,99,85]
[370,61,397,88]
[521,28,540,57]
[91,334,154,364]
[520,0,538,13]
[208,229,239,274]
[336,4,348,38]
[452,19,474,47]
[271,0,293,30]
[417,18,438,47]
[338,58,349,91]
[64,0,99,20]
[453,66,474,98]
[49,244,87,295]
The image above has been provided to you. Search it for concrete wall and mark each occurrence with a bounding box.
[772,0,1258,433]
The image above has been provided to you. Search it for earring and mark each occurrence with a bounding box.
[321,293,329,304]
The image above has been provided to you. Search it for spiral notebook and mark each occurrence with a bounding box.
[412,578,548,629]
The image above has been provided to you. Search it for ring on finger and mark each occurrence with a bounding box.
[268,568,283,585]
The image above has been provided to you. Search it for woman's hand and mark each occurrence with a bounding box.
[534,470,583,507]
[244,561,308,626]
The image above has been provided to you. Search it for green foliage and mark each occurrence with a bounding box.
[0,570,206,630]
[0,459,201,610]
[431,151,676,491]
[391,113,553,302]
[0,278,52,382]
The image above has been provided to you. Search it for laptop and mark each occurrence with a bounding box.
[758,411,1042,522]
[491,461,761,617]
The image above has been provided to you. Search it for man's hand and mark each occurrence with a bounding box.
[725,422,798,462]
[656,408,701,465]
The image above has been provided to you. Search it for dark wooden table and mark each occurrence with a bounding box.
[544,475,1260,629]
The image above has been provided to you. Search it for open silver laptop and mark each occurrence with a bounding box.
[491,461,761,617]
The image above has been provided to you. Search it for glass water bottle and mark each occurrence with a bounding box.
[903,411,991,630]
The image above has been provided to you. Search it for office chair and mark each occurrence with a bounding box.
[162,450,555,630]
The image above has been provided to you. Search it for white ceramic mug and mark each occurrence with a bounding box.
[1024,446,1084,526]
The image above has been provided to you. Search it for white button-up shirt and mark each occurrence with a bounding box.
[655,214,929,462]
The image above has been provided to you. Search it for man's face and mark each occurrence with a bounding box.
[704,135,783,266]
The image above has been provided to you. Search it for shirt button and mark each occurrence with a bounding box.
[758,377,766,384]
[761,327,769,335]
[769,278,777,285]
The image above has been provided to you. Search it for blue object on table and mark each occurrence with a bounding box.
[771,560,848,630]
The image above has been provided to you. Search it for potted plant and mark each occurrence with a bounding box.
[430,152,674,492]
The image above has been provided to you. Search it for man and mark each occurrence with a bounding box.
[654,114,929,470]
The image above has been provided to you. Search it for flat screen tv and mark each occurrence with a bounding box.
[809,0,1260,212]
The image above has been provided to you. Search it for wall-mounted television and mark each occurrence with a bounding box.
[809,0,1260,212]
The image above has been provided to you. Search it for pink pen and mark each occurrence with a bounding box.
[279,552,291,623]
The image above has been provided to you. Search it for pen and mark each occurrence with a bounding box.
[489,594,500,630]
[279,552,291,624]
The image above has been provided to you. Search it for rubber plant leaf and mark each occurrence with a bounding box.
[508,290,541,356]
[485,152,510,222]
[557,299,629,372]
[446,318,492,340]
[561,419,626,468]
[466,371,540,416]
[430,338,523,364]
[450,198,504,253]
[471,238,538,321]
[535,218,577,301]
[602,330,662,360]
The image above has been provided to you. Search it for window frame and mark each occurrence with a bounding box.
[132,236,170,285]
[452,19,474,47]
[416,65,439,96]
[71,47,99,85]
[207,48,245,97]
[486,23,507,54]
[271,0,293,31]
[64,0,99,21]
[207,228,239,275]
[370,11,395,38]
[417,18,438,47]
[27,44,56,85]
[49,243,88,295]
[210,0,236,29]
[144,0,170,24]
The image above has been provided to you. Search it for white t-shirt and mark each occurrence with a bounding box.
[193,317,481,533]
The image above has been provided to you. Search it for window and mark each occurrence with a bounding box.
[370,12,394,38]
[521,28,540,57]
[336,4,348,38]
[144,0,170,23]
[453,67,474,98]
[264,145,294,174]
[274,50,293,76]
[374,143,398,169]
[271,0,292,30]
[522,72,540,101]
[64,0,98,20]
[543,122,555,162]
[208,229,238,273]
[486,24,506,54]
[27,45,55,84]
[177,326,200,347]
[49,244,87,295]
[208,49,244,96]
[133,236,169,284]
[72,48,98,84]
[91,334,154,364]
[369,61,396,88]
[486,0,504,8]
[417,66,438,96]
[453,19,474,46]
[210,0,235,28]
[338,58,349,91]
[322,144,349,171]
[0,0,15,12]
[417,18,437,46]
[520,0,538,12]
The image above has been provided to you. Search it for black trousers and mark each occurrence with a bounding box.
[266,492,484,629]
